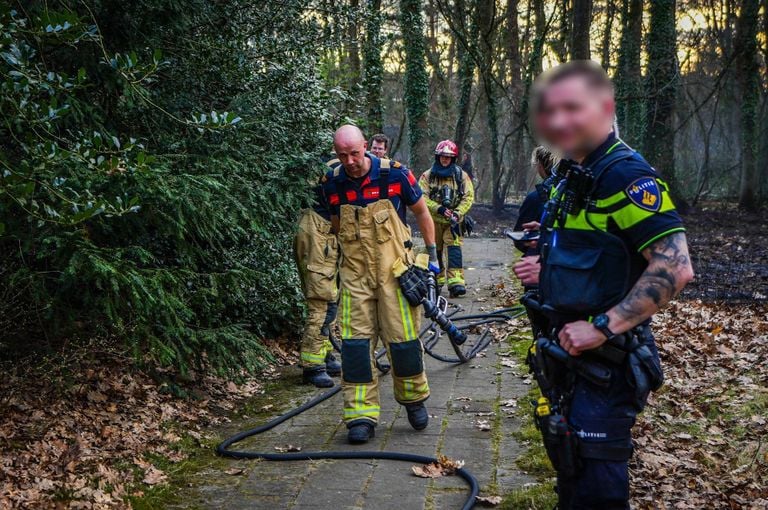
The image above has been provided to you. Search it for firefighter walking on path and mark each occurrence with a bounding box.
[322,125,439,444]
[294,163,343,388]
[418,140,474,298]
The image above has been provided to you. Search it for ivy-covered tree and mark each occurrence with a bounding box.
[644,0,687,210]
[615,0,645,146]
[400,0,431,170]
[363,0,384,132]
[734,0,761,211]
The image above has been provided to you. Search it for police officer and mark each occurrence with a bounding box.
[323,125,439,444]
[293,160,343,388]
[418,140,475,298]
[512,146,556,257]
[513,61,694,508]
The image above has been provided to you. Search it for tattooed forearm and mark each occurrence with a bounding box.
[608,232,695,331]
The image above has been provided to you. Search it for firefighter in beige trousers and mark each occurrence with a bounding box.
[294,174,342,388]
[323,125,439,444]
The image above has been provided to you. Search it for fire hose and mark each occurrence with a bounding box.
[217,268,527,510]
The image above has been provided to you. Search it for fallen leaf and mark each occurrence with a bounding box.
[274,444,302,453]
[224,467,246,476]
[142,466,167,486]
[411,455,465,478]
[475,419,491,431]
[476,495,503,506]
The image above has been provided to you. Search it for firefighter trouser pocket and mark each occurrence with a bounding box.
[342,338,373,383]
[389,339,424,378]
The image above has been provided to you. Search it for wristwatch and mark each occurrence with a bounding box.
[593,314,616,340]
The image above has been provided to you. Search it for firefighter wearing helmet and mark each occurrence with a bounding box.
[418,140,475,297]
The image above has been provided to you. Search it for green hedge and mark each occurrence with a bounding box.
[0,1,336,375]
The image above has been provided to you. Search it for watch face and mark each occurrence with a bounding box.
[594,315,608,328]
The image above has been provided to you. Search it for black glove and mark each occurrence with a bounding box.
[397,265,429,307]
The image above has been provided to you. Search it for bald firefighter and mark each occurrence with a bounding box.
[418,140,475,298]
[293,160,342,388]
[322,125,438,444]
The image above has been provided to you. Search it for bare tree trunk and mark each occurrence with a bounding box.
[644,0,688,211]
[553,0,570,62]
[534,0,547,72]
[476,0,504,213]
[400,0,431,171]
[453,0,476,156]
[615,0,644,146]
[570,0,592,59]
[363,0,384,132]
[734,0,761,211]
[599,0,616,69]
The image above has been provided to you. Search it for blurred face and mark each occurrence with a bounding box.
[439,155,453,167]
[535,76,615,159]
[334,139,368,176]
[370,140,388,158]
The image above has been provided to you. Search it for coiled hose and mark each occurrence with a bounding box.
[216,304,527,510]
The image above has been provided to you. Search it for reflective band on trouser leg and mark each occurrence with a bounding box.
[380,287,429,405]
[300,298,329,368]
[340,288,353,339]
[396,289,418,341]
[343,384,381,421]
[446,242,464,286]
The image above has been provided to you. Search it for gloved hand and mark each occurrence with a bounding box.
[437,206,455,221]
[426,244,439,274]
[397,265,428,307]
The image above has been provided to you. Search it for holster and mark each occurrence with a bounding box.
[538,413,581,478]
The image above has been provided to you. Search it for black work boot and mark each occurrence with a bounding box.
[347,420,375,444]
[449,284,466,298]
[325,352,341,376]
[302,367,334,388]
[405,402,429,430]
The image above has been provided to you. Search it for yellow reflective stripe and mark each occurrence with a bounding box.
[611,189,677,230]
[301,352,325,364]
[447,276,464,285]
[595,190,627,208]
[402,379,415,401]
[396,289,417,340]
[605,140,623,154]
[341,288,352,338]
[560,209,609,231]
[356,384,366,407]
[343,407,380,418]
[637,227,686,252]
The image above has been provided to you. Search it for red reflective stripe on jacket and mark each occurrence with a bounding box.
[346,190,358,202]
[329,194,340,205]
[362,183,402,199]
[406,170,417,186]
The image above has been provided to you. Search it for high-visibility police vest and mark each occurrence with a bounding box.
[538,145,638,317]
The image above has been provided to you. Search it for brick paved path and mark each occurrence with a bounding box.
[178,238,532,509]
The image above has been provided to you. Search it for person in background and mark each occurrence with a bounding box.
[418,140,475,298]
[512,146,556,256]
[369,133,390,159]
[293,159,342,388]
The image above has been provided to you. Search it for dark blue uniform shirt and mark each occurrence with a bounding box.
[322,154,422,225]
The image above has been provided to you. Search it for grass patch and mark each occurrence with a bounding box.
[127,433,222,510]
[501,329,558,509]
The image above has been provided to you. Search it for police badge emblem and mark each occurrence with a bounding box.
[625,177,662,212]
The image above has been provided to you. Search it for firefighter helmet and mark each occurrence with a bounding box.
[434,140,459,158]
